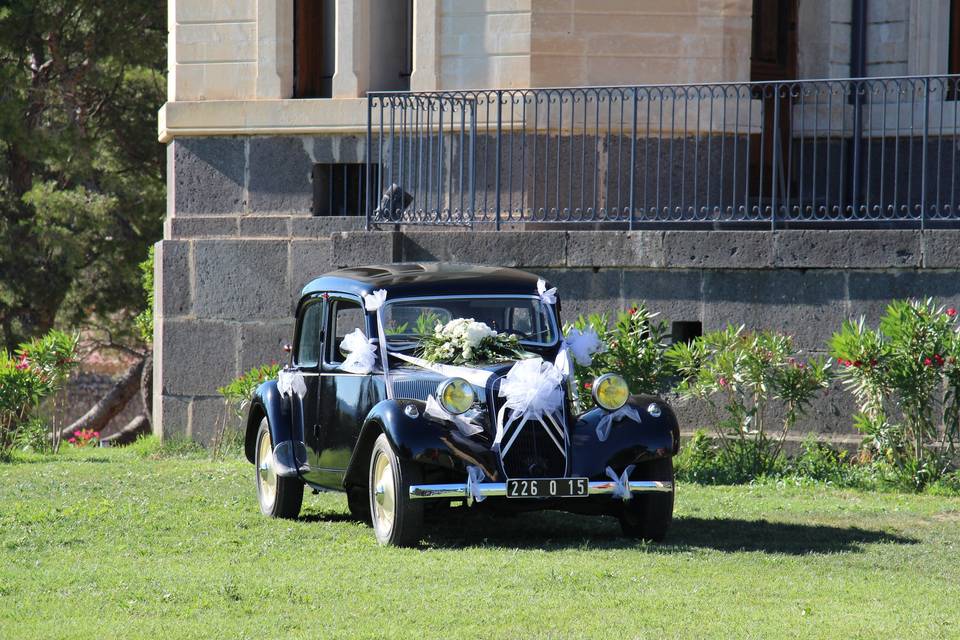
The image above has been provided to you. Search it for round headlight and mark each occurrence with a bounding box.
[437,377,475,415]
[592,373,629,411]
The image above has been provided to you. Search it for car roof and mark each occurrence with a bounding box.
[300,263,550,301]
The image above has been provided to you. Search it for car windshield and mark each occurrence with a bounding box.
[382,296,557,348]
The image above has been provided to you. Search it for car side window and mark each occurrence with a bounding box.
[296,301,324,368]
[327,299,365,365]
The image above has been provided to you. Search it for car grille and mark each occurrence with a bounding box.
[498,414,568,478]
[393,377,444,402]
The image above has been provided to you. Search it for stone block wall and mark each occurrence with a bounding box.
[154,224,960,444]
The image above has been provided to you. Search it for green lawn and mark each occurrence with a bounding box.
[2,445,959,639]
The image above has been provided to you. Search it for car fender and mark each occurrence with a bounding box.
[243,380,309,477]
[568,395,680,479]
[343,399,503,489]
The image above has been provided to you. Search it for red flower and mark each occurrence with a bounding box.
[93,431,100,438]
[924,357,933,366]
[68,437,76,444]
[934,354,944,366]
[73,430,81,437]
[947,308,957,317]
[629,306,638,315]
[15,353,29,370]
[718,377,728,387]
[583,382,592,390]
[853,360,862,368]
[837,357,844,365]
[870,359,878,366]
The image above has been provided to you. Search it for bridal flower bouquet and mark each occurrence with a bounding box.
[420,318,526,365]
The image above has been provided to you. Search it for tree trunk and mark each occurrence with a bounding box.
[60,357,145,438]
[140,351,153,427]
[101,414,151,446]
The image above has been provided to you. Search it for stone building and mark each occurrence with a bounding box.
[156,0,960,442]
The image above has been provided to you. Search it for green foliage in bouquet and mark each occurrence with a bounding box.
[419,318,526,365]
[830,298,960,489]
[666,326,831,478]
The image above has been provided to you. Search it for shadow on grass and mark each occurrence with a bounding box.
[417,511,916,554]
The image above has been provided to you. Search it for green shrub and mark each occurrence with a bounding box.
[787,437,852,484]
[666,326,831,478]
[214,363,281,458]
[0,330,79,458]
[566,303,675,410]
[134,245,154,344]
[830,298,960,490]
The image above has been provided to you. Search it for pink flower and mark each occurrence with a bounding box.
[934,354,944,367]
[68,437,76,444]
[583,382,592,390]
[93,431,100,438]
[73,431,81,437]
[718,377,728,387]
[924,357,933,366]
[15,353,29,370]
[947,308,957,317]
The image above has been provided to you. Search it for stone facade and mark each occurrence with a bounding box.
[157,1,960,442]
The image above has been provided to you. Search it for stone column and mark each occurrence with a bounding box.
[256,0,294,99]
[410,0,439,92]
[332,0,369,98]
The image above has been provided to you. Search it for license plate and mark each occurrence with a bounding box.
[505,478,588,498]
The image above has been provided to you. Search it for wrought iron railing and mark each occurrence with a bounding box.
[365,75,960,229]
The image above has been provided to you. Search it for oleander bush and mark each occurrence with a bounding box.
[213,363,282,457]
[830,298,960,490]
[0,330,79,458]
[566,303,675,410]
[666,326,831,479]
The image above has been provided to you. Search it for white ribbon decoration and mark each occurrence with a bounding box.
[496,357,565,447]
[276,368,307,398]
[363,289,393,399]
[555,327,605,379]
[596,404,642,442]
[605,464,636,501]
[339,328,378,374]
[392,352,494,388]
[424,395,484,437]
[537,279,557,306]
[466,465,486,504]
[363,289,387,311]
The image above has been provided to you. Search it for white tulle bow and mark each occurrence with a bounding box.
[340,328,378,374]
[605,464,636,501]
[596,404,642,442]
[496,357,565,443]
[363,289,388,311]
[424,395,484,437]
[277,368,307,398]
[537,279,558,306]
[555,327,605,379]
[466,465,486,504]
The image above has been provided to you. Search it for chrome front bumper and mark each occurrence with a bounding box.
[409,480,673,500]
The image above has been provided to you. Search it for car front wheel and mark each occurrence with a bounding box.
[255,418,304,519]
[368,433,424,547]
[619,457,674,542]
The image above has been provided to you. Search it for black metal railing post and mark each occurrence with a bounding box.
[921,77,931,230]
[494,90,503,230]
[365,93,373,230]
[629,87,638,230]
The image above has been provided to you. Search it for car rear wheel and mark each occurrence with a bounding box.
[368,433,424,547]
[255,418,304,519]
[619,457,674,542]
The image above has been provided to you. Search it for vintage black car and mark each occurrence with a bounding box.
[244,263,679,546]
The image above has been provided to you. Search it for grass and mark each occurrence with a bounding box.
[2,441,959,639]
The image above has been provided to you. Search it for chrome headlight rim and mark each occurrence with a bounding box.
[592,373,629,411]
[436,377,476,415]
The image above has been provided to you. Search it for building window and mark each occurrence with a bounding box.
[671,321,702,345]
[294,0,335,98]
[312,163,379,216]
[750,0,797,82]
[368,0,413,91]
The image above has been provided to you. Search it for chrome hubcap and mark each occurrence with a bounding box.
[257,429,277,508]
[372,451,395,533]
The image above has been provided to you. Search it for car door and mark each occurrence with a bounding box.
[316,295,383,488]
[292,295,326,483]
